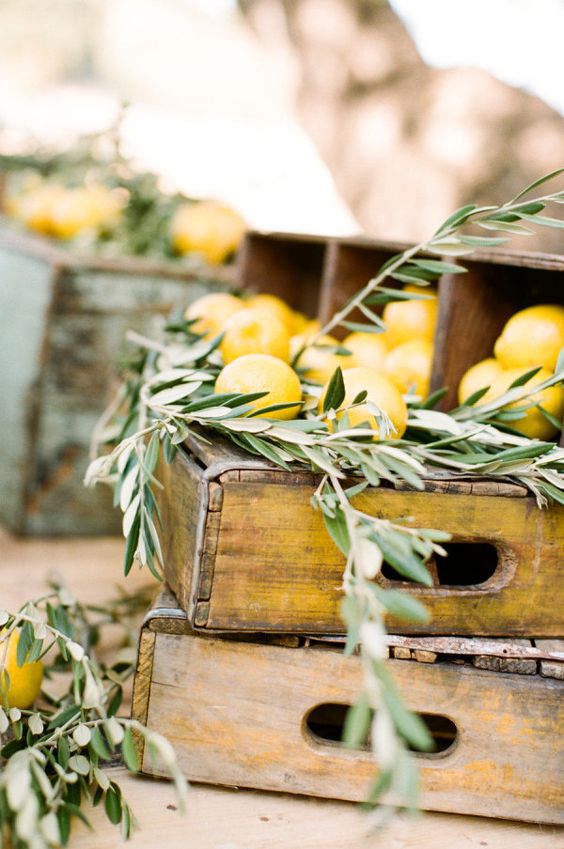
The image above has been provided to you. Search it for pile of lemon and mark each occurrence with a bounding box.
[458,305,564,440]
[5,178,125,241]
[4,175,246,265]
[187,286,437,441]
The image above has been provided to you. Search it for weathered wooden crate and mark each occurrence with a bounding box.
[133,589,564,824]
[0,228,234,536]
[157,433,564,637]
[238,231,564,431]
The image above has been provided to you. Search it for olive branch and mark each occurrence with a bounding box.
[83,170,564,817]
[308,166,564,346]
[0,585,187,848]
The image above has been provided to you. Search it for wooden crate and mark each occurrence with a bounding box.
[133,589,564,824]
[0,229,234,536]
[238,232,564,432]
[157,433,564,637]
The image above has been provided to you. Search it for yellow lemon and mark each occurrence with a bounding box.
[382,284,438,347]
[50,186,121,240]
[483,367,564,440]
[384,338,433,397]
[16,183,65,235]
[343,332,389,370]
[246,293,295,331]
[295,334,350,384]
[291,310,312,335]
[0,630,43,709]
[289,320,322,360]
[215,354,302,420]
[319,366,408,440]
[458,358,505,404]
[494,305,564,372]
[171,201,246,264]
[83,184,124,230]
[219,308,290,363]
[185,292,245,339]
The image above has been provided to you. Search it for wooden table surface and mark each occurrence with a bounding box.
[1,527,561,849]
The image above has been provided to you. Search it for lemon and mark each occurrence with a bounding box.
[50,186,121,240]
[291,310,312,335]
[0,630,43,709]
[185,292,245,339]
[295,334,350,384]
[16,183,65,235]
[483,367,564,440]
[289,320,322,360]
[246,293,295,332]
[215,354,302,419]
[319,366,408,440]
[494,305,564,372]
[382,284,438,347]
[219,308,290,363]
[171,201,246,264]
[343,331,389,370]
[458,358,505,404]
[384,338,433,397]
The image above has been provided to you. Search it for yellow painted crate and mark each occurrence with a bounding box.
[157,434,564,637]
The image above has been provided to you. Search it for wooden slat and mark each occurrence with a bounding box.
[156,450,207,621]
[141,631,564,824]
[237,231,327,317]
[536,639,564,680]
[386,636,563,663]
[183,474,564,636]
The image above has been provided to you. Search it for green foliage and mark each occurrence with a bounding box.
[83,172,564,821]
[0,584,186,848]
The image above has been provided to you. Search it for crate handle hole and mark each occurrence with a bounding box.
[381,541,499,587]
[304,703,458,756]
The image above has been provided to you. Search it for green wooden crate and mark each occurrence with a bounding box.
[0,228,234,536]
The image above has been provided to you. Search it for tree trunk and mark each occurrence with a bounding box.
[240,0,564,250]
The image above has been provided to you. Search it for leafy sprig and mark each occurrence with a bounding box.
[0,584,187,848]
[85,172,564,815]
[308,166,564,346]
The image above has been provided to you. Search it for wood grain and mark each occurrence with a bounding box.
[163,457,564,636]
[70,766,562,849]
[238,231,326,317]
[0,228,226,537]
[2,527,558,848]
[317,241,396,333]
[157,449,207,621]
[140,630,564,824]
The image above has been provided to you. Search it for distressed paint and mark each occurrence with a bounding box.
[134,602,564,824]
[159,443,564,637]
[0,230,233,535]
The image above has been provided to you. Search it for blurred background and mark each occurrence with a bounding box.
[1,0,563,247]
[1,0,563,537]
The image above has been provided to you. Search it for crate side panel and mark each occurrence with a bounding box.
[317,242,398,333]
[144,634,563,823]
[159,450,208,617]
[237,232,326,317]
[0,247,53,530]
[434,261,564,411]
[205,482,563,635]
[23,267,223,535]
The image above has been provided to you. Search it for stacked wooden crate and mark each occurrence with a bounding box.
[0,228,234,535]
[132,232,564,823]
